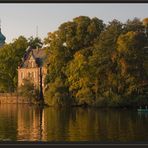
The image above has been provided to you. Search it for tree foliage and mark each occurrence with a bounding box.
[0,36,28,92]
[0,16,147,107]
[0,36,43,93]
[18,79,39,103]
[28,36,43,49]
[44,16,148,107]
[44,16,104,106]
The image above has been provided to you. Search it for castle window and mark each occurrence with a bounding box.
[32,72,34,78]
[21,72,24,79]
[32,61,34,68]
[28,72,31,78]
[34,72,36,79]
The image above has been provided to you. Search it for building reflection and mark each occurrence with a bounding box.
[1,104,148,141]
[17,105,47,141]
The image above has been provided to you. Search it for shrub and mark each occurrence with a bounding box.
[18,79,40,103]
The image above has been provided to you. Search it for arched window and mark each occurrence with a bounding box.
[32,61,34,67]
[34,72,36,79]
[32,72,34,78]
[21,72,24,79]
[28,72,31,78]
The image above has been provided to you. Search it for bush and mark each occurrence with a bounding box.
[18,79,40,103]
[44,78,72,106]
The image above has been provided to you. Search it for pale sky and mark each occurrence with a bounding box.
[0,3,148,43]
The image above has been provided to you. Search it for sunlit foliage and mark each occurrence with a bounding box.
[44,16,148,107]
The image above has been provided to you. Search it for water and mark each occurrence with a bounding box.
[0,104,148,142]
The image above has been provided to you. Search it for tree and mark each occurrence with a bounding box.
[66,49,95,106]
[143,18,148,27]
[123,18,144,33]
[89,20,123,105]
[44,77,71,106]
[142,18,148,38]
[0,36,28,92]
[18,79,39,103]
[44,16,104,106]
[116,31,147,105]
[28,36,43,49]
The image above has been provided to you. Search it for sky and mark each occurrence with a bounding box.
[0,3,148,43]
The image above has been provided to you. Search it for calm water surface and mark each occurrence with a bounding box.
[0,104,148,142]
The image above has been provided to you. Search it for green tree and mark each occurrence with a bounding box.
[90,20,123,106]
[44,77,71,106]
[116,31,147,105]
[66,49,95,106]
[18,79,39,103]
[44,16,104,106]
[28,36,43,49]
[123,18,144,33]
[0,36,28,92]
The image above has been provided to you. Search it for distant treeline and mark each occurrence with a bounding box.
[0,16,148,107]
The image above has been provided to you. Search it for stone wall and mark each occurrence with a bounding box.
[0,93,31,104]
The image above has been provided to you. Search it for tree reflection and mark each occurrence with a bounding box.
[0,105,148,141]
[17,105,47,141]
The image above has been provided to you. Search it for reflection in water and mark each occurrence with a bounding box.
[0,105,148,141]
[0,104,17,141]
[17,105,47,141]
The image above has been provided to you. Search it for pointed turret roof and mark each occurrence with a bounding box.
[0,20,6,47]
[0,29,6,42]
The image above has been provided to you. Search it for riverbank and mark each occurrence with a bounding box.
[0,93,30,104]
[0,93,145,109]
[0,93,49,109]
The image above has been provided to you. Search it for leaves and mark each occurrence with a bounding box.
[18,79,39,102]
[0,16,147,107]
[0,36,28,92]
[43,17,148,107]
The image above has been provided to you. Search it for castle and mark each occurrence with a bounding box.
[18,46,47,95]
[0,22,47,101]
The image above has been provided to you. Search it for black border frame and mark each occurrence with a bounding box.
[0,1,148,148]
[0,0,148,2]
